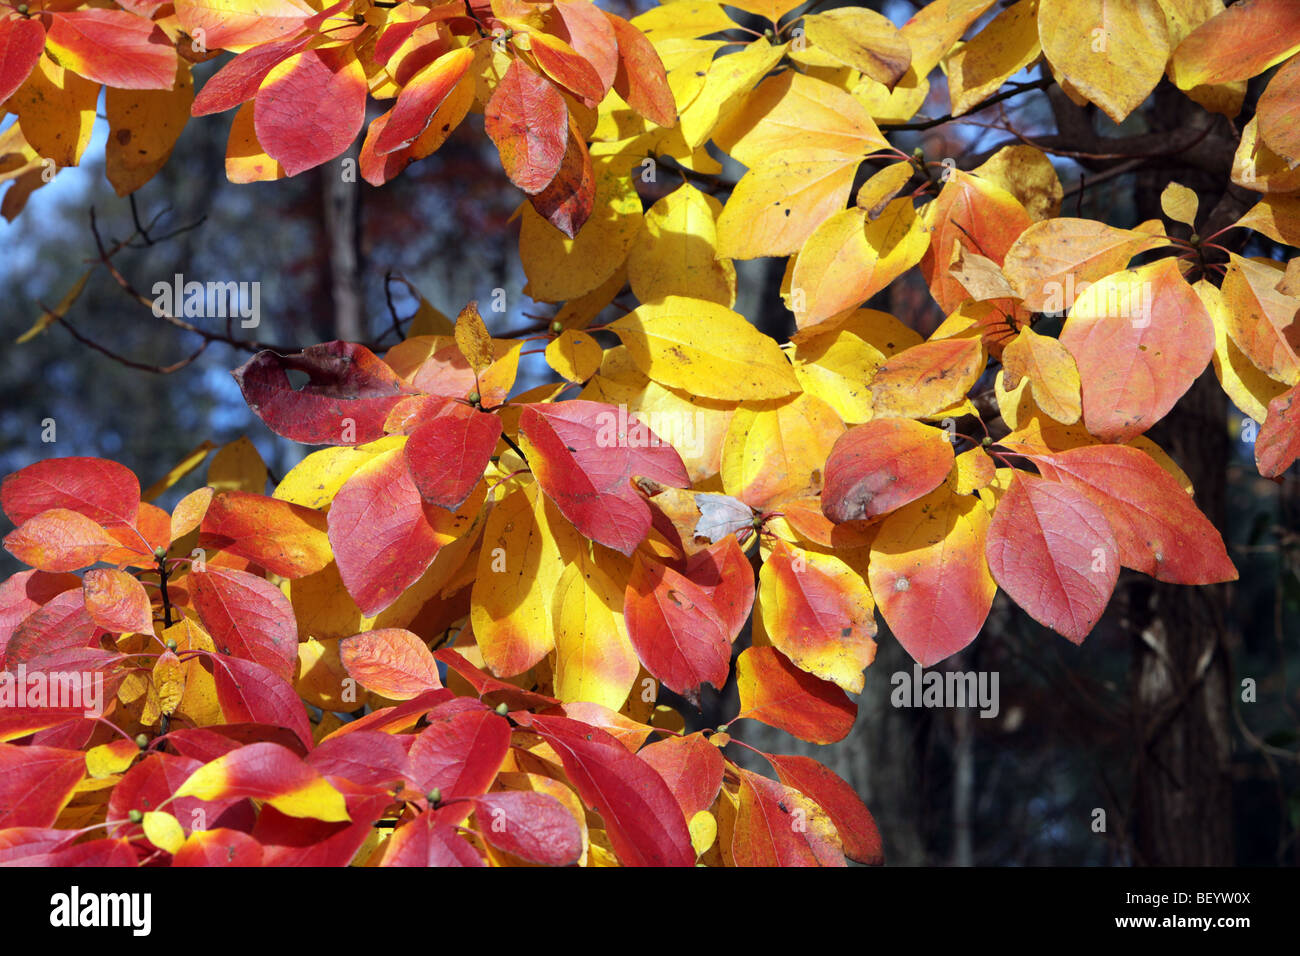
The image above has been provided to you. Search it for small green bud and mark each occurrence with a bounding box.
[128,809,143,824]
[153,546,168,561]
[715,723,729,735]
[981,436,993,448]
[912,146,925,159]
[495,702,509,716]
[468,390,481,405]
[135,733,149,750]
[550,320,564,335]
[166,639,178,651]
[1189,233,1200,244]
[18,3,30,14]
[426,788,442,806]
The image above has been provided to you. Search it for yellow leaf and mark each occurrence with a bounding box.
[1196,280,1289,421]
[688,809,717,856]
[713,71,887,169]
[954,447,996,494]
[791,198,927,329]
[757,541,877,693]
[1001,326,1082,424]
[903,0,999,76]
[790,309,920,423]
[1235,194,1300,247]
[143,441,216,502]
[11,56,98,168]
[470,484,581,677]
[716,148,863,259]
[143,811,186,854]
[723,0,803,25]
[520,157,642,302]
[855,161,914,218]
[85,740,139,778]
[17,270,90,344]
[153,650,186,718]
[721,393,845,510]
[631,2,739,43]
[679,39,787,148]
[609,296,801,401]
[970,145,1062,222]
[105,65,194,196]
[207,436,268,494]
[225,101,284,183]
[1038,0,1170,123]
[627,184,735,307]
[1232,116,1300,194]
[946,0,1042,116]
[1160,182,1199,228]
[552,551,639,711]
[163,615,223,728]
[804,7,912,88]
[296,635,354,710]
[454,301,495,375]
[1220,255,1300,384]
[870,336,986,419]
[545,329,604,382]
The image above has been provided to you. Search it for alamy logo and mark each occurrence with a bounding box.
[890,664,1000,718]
[594,403,703,458]
[0,664,104,717]
[50,886,151,936]
[152,273,260,327]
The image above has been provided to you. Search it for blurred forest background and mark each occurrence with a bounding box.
[1,0,1296,865]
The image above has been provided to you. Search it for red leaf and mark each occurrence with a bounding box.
[0,15,45,104]
[985,472,1119,643]
[519,400,690,556]
[174,0,312,52]
[0,744,85,828]
[254,45,368,175]
[172,828,264,866]
[637,732,725,820]
[682,536,756,642]
[383,813,485,866]
[211,654,314,750]
[1033,444,1238,584]
[553,0,618,96]
[46,9,176,90]
[83,568,155,634]
[327,448,448,616]
[3,588,98,669]
[434,647,559,712]
[0,570,81,663]
[521,713,695,866]
[822,418,955,522]
[4,508,117,572]
[198,490,332,579]
[529,31,606,103]
[484,59,569,195]
[604,10,676,127]
[189,566,299,681]
[339,628,443,700]
[472,790,583,865]
[191,32,310,116]
[232,341,420,446]
[307,730,413,790]
[408,703,510,798]
[731,766,846,867]
[374,46,474,155]
[527,121,596,239]
[403,399,502,510]
[765,753,883,865]
[734,646,856,745]
[1256,382,1300,478]
[623,552,730,701]
[1,456,140,528]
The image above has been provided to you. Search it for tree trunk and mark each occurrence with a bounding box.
[322,145,365,342]
[1126,370,1236,865]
